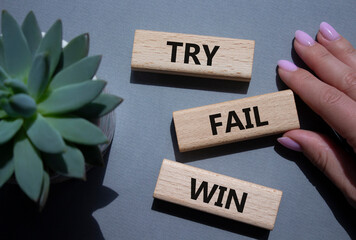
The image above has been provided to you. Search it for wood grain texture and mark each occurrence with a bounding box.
[131,30,255,81]
[173,90,300,152]
[154,159,283,230]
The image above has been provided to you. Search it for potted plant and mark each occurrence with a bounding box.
[0,10,122,209]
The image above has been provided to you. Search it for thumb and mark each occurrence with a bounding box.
[277,129,356,208]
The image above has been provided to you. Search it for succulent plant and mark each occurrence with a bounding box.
[0,10,122,208]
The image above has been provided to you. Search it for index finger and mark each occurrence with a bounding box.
[294,31,356,101]
[317,22,356,69]
[277,60,356,147]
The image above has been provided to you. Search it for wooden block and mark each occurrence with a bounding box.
[173,90,300,152]
[154,159,283,230]
[131,30,255,82]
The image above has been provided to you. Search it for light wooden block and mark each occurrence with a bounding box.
[173,90,300,152]
[131,30,255,81]
[154,159,283,230]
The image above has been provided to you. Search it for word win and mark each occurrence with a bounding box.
[153,159,283,230]
[191,178,248,213]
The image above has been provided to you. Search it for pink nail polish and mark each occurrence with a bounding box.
[277,137,303,152]
[295,30,315,47]
[319,22,341,41]
[277,60,298,72]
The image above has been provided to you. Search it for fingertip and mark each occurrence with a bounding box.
[277,60,298,72]
[277,136,303,152]
[317,26,356,69]
[295,30,316,47]
[319,22,341,42]
[283,129,342,162]
[282,130,316,150]
[277,61,306,92]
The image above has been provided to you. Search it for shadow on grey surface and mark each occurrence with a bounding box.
[275,44,356,239]
[0,146,118,240]
[130,71,250,94]
[275,144,356,239]
[152,199,270,239]
[170,120,276,163]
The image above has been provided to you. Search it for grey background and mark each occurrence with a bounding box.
[0,0,355,239]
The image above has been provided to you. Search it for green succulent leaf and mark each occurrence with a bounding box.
[14,132,44,201]
[0,110,7,118]
[77,144,104,166]
[0,118,23,144]
[0,38,5,68]
[4,78,28,93]
[45,117,108,145]
[0,66,10,81]
[36,19,62,77]
[43,144,85,179]
[22,11,42,57]
[0,89,11,98]
[0,142,14,188]
[26,113,65,154]
[27,52,49,100]
[49,55,102,89]
[1,10,32,78]
[63,33,89,69]
[76,93,122,118]
[2,93,36,118]
[38,80,106,115]
[1,99,18,117]
[39,170,50,211]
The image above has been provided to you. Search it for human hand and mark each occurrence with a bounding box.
[276,22,356,208]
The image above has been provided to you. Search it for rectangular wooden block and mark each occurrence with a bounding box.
[154,159,283,230]
[173,90,300,152]
[131,30,255,81]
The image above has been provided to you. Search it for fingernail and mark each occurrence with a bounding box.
[277,137,303,152]
[277,60,298,72]
[295,30,315,46]
[319,22,341,41]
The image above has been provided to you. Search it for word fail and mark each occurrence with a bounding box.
[173,90,300,152]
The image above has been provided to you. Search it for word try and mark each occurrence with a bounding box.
[131,30,255,81]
